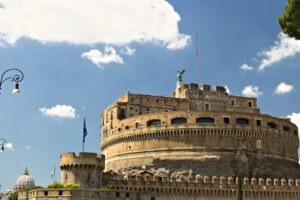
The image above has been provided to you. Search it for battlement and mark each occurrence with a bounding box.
[102,174,300,199]
[60,152,105,169]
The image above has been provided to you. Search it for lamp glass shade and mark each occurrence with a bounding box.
[12,82,20,94]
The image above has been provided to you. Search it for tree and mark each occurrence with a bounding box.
[278,0,300,39]
[237,174,243,200]
[8,192,18,200]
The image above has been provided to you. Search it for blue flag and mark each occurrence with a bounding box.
[83,118,88,143]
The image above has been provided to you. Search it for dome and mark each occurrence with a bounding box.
[13,167,35,192]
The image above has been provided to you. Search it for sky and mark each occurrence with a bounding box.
[1,0,300,191]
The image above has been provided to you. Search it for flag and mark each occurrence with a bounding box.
[51,166,55,178]
[83,117,88,143]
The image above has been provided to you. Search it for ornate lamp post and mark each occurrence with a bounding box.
[0,68,24,94]
[0,138,7,153]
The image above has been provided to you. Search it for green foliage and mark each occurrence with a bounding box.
[8,192,18,200]
[47,182,65,188]
[64,183,79,188]
[23,186,44,191]
[237,174,243,200]
[100,185,112,189]
[278,0,300,39]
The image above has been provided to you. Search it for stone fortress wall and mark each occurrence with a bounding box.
[100,82,300,178]
[57,152,300,200]
[60,152,105,188]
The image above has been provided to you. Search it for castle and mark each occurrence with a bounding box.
[18,79,300,200]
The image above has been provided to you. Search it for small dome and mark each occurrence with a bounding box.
[5,187,12,194]
[14,167,35,189]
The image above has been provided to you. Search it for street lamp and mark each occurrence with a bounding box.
[0,138,7,153]
[0,68,24,94]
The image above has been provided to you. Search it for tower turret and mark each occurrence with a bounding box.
[60,152,105,189]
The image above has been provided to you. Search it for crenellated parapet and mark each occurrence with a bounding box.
[103,174,300,199]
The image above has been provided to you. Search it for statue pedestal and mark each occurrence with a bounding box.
[176,81,184,89]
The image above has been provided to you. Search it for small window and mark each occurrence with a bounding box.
[147,99,150,102]
[126,193,130,198]
[135,122,139,128]
[224,117,230,124]
[125,126,129,130]
[147,120,161,127]
[116,192,120,197]
[231,99,235,106]
[171,118,187,125]
[146,108,150,112]
[131,98,134,102]
[128,145,131,149]
[156,99,159,103]
[283,126,290,131]
[164,109,169,112]
[44,191,48,196]
[151,197,155,200]
[205,103,210,111]
[236,118,249,125]
[129,107,134,111]
[164,100,167,103]
[118,128,121,131]
[256,120,261,126]
[59,191,63,196]
[111,111,113,120]
[248,101,252,107]
[267,122,277,129]
[196,117,214,124]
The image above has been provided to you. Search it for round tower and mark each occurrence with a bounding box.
[60,152,105,189]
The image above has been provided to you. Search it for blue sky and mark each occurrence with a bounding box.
[1,0,300,191]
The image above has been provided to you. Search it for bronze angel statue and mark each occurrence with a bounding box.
[176,69,186,82]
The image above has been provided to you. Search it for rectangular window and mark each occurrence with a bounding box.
[111,111,113,120]
[126,193,130,198]
[224,117,230,124]
[256,120,261,126]
[156,99,159,103]
[116,192,120,198]
[205,103,209,111]
[129,106,134,111]
[231,99,235,106]
[146,108,150,112]
[248,101,252,107]
[44,191,48,196]
[131,98,134,102]
[135,122,139,128]
[164,109,169,112]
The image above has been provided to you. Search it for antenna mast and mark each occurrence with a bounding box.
[196,33,199,85]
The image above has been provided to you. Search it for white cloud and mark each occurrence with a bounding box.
[240,64,253,71]
[120,45,136,55]
[5,142,14,151]
[287,113,300,132]
[258,33,300,71]
[242,85,263,97]
[39,105,76,119]
[0,0,190,49]
[26,146,32,149]
[274,82,293,95]
[81,46,123,68]
[224,85,230,94]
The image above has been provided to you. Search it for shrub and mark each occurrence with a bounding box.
[64,183,79,188]
[47,182,64,188]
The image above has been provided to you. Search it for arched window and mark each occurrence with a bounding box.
[283,126,290,131]
[171,118,187,125]
[267,122,277,129]
[196,117,215,124]
[236,118,249,125]
[147,120,161,127]
[125,126,130,130]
